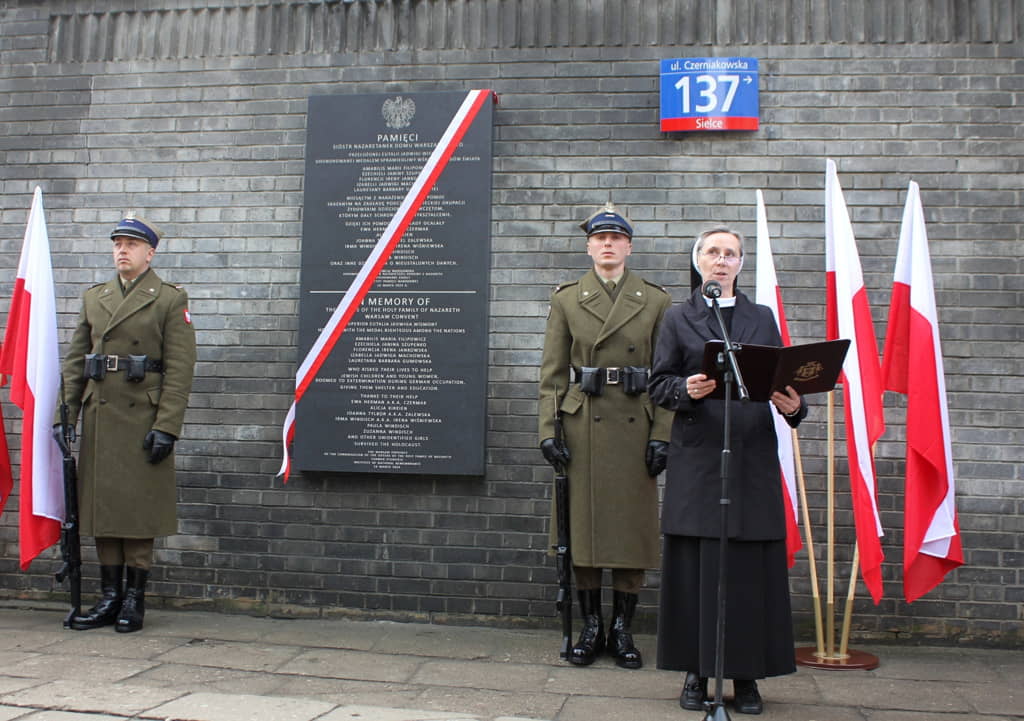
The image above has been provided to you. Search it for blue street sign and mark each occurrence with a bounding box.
[659,57,760,132]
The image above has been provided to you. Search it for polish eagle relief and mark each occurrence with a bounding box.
[382,96,416,129]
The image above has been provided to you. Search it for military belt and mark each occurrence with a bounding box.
[571,366,649,396]
[83,354,163,382]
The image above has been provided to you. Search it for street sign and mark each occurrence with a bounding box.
[659,57,759,132]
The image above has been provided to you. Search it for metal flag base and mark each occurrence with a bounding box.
[795,646,879,670]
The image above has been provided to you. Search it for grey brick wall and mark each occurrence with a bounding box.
[0,1,1021,645]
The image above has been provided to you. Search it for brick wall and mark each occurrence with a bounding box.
[0,0,1021,645]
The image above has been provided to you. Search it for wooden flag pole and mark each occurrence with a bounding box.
[792,427,824,656]
[826,391,836,658]
[840,545,860,658]
[795,392,879,671]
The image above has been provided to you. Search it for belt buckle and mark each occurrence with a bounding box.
[605,367,621,384]
[105,355,119,372]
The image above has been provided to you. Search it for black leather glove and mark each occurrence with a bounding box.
[143,429,176,464]
[540,437,571,469]
[52,424,70,455]
[646,440,669,477]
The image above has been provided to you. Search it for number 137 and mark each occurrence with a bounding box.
[674,74,740,113]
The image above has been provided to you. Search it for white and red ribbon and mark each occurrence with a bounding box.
[278,89,494,479]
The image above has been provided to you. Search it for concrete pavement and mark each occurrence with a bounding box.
[0,602,1019,721]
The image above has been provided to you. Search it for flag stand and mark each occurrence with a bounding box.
[795,392,879,670]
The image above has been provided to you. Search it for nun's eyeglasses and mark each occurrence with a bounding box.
[701,250,741,264]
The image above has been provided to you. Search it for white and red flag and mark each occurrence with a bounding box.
[753,190,802,568]
[824,160,886,603]
[882,181,962,603]
[0,187,63,569]
[278,89,494,479]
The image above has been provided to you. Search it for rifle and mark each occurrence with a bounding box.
[53,378,81,629]
[551,393,572,659]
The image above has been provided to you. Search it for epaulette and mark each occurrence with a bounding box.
[643,278,669,294]
[553,280,579,294]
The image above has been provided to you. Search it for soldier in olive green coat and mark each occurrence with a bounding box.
[538,203,673,669]
[54,215,196,634]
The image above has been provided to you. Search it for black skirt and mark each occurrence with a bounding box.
[656,534,796,680]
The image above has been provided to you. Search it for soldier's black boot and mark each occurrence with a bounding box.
[70,564,123,630]
[115,567,148,633]
[569,588,605,666]
[608,590,642,669]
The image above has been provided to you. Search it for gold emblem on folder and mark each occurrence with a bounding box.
[794,360,824,383]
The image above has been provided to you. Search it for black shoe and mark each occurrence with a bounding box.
[733,679,763,715]
[115,567,149,633]
[608,590,642,669]
[568,588,605,666]
[69,564,123,631]
[680,672,708,711]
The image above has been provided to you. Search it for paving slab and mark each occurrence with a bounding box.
[544,664,678,700]
[258,617,389,652]
[278,647,426,683]
[411,659,554,693]
[141,691,336,721]
[816,674,971,713]
[0,677,42,695]
[155,638,305,672]
[414,686,564,720]
[317,706,478,721]
[0,678,183,716]
[268,676,425,708]
[128,661,293,696]
[0,630,66,654]
[956,680,1023,717]
[0,704,32,721]
[1,652,157,683]
[17,712,129,721]
[44,631,185,660]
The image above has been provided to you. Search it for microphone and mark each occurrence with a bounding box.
[702,279,723,299]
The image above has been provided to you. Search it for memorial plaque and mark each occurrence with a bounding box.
[295,91,494,475]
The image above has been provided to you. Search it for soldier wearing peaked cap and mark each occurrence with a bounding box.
[538,202,673,669]
[54,214,196,634]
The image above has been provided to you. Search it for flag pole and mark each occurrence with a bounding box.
[840,545,860,658]
[795,392,879,671]
[792,427,824,656]
[826,391,836,659]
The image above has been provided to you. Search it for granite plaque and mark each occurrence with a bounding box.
[295,91,494,475]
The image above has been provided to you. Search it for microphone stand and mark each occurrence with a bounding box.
[704,293,749,721]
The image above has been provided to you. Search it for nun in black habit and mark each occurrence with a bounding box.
[648,226,806,715]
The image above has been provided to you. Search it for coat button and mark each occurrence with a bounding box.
[594,416,601,422]
[628,345,635,352]
[628,417,635,423]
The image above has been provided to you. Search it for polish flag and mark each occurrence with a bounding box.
[824,160,886,603]
[753,190,801,568]
[0,187,63,569]
[882,181,962,603]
